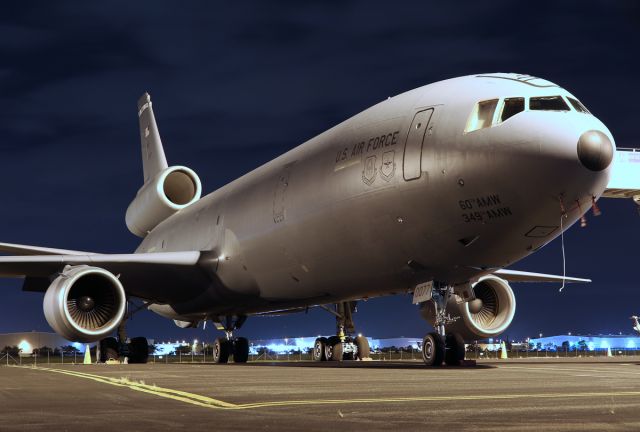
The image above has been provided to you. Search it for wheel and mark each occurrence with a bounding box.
[99,337,119,363]
[354,335,370,360]
[324,336,341,361]
[444,333,465,366]
[330,343,343,361]
[212,337,231,364]
[128,337,149,364]
[233,337,249,363]
[313,337,327,361]
[422,332,445,366]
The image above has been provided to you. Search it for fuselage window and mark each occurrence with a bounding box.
[530,96,570,111]
[567,97,591,114]
[500,97,525,122]
[465,99,498,133]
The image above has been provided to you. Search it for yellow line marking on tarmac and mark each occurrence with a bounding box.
[500,365,640,376]
[13,365,640,411]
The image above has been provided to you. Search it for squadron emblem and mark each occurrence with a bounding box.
[381,151,395,181]
[362,155,377,185]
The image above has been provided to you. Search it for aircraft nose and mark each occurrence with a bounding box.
[577,130,613,172]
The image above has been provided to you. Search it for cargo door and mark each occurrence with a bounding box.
[403,109,434,180]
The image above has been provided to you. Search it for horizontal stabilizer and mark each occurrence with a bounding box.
[494,269,591,283]
[0,242,95,256]
[603,148,640,199]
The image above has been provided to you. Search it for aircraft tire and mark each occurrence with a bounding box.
[422,332,445,367]
[313,337,327,361]
[330,342,343,361]
[354,335,370,360]
[128,337,149,364]
[213,337,231,364]
[99,337,119,363]
[233,337,249,363]
[444,333,465,366]
[324,336,341,361]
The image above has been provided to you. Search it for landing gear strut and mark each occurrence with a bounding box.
[212,315,249,364]
[314,301,371,362]
[420,283,465,367]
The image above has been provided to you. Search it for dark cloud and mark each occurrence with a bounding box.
[0,1,639,341]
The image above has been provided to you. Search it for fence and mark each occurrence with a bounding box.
[6,346,640,365]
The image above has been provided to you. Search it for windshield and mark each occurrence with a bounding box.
[567,97,590,114]
[530,96,570,111]
[465,99,499,133]
[500,97,525,122]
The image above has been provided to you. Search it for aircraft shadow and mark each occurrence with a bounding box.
[176,361,495,370]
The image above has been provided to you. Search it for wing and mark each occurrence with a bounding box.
[494,269,591,283]
[0,251,213,303]
[0,241,95,256]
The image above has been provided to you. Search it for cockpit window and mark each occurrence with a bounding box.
[530,96,570,111]
[567,97,590,114]
[500,97,525,122]
[465,99,498,133]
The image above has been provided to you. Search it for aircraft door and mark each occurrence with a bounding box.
[403,108,434,180]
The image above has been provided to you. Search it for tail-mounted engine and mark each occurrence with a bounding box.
[43,266,127,343]
[125,165,201,237]
[421,275,516,340]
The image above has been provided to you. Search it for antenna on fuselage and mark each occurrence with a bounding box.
[558,196,568,293]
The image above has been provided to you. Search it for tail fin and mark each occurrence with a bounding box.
[127,93,202,237]
[137,93,168,183]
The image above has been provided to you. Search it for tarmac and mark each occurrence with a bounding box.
[2,358,640,431]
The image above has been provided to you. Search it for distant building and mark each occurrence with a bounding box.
[150,336,423,356]
[248,336,422,354]
[0,332,89,356]
[529,334,640,351]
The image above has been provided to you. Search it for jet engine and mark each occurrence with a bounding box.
[421,275,516,340]
[125,165,202,237]
[43,266,127,343]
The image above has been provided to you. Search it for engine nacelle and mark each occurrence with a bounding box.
[43,266,127,343]
[125,165,202,237]
[421,276,516,340]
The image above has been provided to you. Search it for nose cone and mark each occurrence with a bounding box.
[577,130,613,171]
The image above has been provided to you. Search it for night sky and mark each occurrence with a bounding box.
[1,1,639,343]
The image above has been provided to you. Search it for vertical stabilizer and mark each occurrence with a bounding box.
[127,93,202,237]
[137,93,169,183]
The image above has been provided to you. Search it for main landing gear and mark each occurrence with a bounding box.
[313,301,371,362]
[420,283,465,367]
[211,315,249,364]
[97,317,149,364]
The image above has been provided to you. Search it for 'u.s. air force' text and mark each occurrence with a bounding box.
[335,130,400,163]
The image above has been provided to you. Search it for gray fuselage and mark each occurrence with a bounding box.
[139,74,614,322]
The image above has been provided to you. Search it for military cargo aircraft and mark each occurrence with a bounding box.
[1,73,638,366]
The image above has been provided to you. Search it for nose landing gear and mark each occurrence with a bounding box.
[419,283,466,367]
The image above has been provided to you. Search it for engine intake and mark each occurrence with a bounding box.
[126,165,202,237]
[43,266,126,343]
[421,276,516,340]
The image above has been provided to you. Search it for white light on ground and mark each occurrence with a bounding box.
[18,340,32,354]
